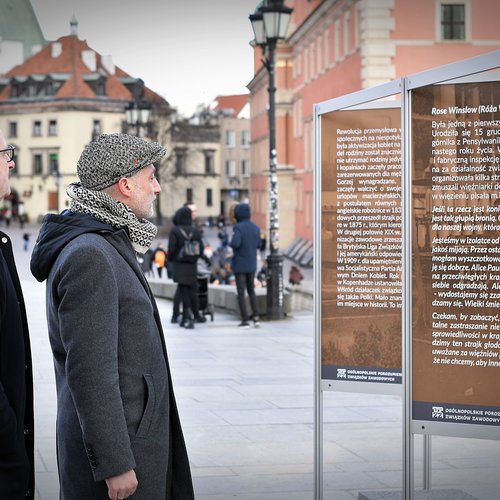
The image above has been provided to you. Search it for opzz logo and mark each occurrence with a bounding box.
[432,406,444,419]
[337,368,346,379]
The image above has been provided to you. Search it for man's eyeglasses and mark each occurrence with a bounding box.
[0,145,15,162]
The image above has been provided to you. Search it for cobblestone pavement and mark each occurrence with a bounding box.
[5,223,500,499]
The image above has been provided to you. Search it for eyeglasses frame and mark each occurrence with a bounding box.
[0,145,15,162]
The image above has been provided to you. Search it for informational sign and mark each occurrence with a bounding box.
[321,106,402,388]
[412,81,500,431]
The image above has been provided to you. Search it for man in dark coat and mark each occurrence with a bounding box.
[168,206,204,329]
[30,134,194,500]
[229,203,262,328]
[0,130,35,499]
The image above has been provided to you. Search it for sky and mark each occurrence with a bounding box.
[30,0,259,117]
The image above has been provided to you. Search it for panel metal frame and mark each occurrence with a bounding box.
[314,49,500,500]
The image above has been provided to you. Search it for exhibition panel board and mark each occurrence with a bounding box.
[318,97,402,395]
[313,81,403,500]
[314,50,500,499]
[410,72,500,440]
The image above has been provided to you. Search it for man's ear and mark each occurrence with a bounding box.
[116,177,133,198]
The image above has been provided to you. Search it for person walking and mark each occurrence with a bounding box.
[140,247,154,277]
[153,243,167,278]
[22,232,31,252]
[168,205,204,329]
[0,131,35,499]
[229,203,261,328]
[30,133,194,500]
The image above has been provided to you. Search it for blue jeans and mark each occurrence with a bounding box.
[235,273,258,322]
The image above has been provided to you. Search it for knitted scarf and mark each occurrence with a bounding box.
[66,182,157,254]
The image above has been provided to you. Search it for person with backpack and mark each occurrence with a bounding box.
[168,205,204,329]
[170,202,207,324]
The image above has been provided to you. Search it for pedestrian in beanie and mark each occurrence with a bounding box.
[230,203,261,328]
[30,134,194,500]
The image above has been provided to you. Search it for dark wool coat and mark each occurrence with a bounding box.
[229,204,261,274]
[30,212,194,500]
[168,206,203,285]
[0,231,34,500]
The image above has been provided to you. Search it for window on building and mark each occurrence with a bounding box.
[33,153,43,175]
[241,130,250,147]
[317,34,323,74]
[353,6,360,50]
[204,150,215,174]
[225,130,236,148]
[33,120,42,137]
[48,120,58,136]
[242,159,250,177]
[294,51,302,79]
[96,79,106,96]
[344,11,351,55]
[225,160,236,177]
[186,188,193,203]
[334,19,340,61]
[294,98,303,139]
[309,43,315,79]
[206,188,213,207]
[303,47,309,82]
[440,3,466,40]
[8,122,17,138]
[45,81,55,96]
[175,148,187,175]
[324,30,330,69]
[304,121,312,171]
[305,192,312,228]
[92,120,102,141]
[49,152,59,176]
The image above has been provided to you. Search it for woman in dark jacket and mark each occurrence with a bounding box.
[168,206,204,329]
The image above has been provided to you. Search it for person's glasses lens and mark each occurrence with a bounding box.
[1,146,15,161]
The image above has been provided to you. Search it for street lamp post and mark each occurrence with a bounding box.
[125,100,151,137]
[124,98,164,224]
[250,0,293,320]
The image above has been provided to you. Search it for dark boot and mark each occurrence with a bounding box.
[183,308,195,329]
[195,313,207,323]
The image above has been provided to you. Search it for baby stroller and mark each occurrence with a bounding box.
[197,257,214,321]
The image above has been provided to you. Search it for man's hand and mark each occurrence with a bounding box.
[105,469,138,499]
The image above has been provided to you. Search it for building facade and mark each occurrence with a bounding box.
[167,119,221,221]
[0,7,251,229]
[0,26,171,223]
[248,0,500,250]
[213,94,251,217]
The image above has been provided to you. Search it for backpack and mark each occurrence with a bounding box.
[177,228,201,262]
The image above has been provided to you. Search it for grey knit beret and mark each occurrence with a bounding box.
[77,133,166,190]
